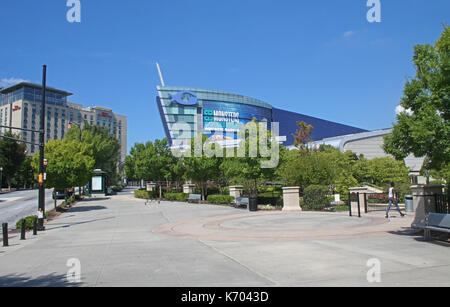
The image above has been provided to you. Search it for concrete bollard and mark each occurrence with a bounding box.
[2,223,8,247]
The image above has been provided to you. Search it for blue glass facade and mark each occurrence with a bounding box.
[273,108,367,146]
[157,86,367,148]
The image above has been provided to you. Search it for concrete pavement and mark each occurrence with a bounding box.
[0,188,449,287]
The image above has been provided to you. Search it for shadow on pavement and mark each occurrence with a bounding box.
[0,273,82,287]
[46,217,115,230]
[388,227,422,237]
[82,197,110,202]
[68,205,107,213]
[388,228,450,246]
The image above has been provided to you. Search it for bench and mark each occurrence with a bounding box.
[187,194,202,204]
[424,213,450,241]
[235,197,249,209]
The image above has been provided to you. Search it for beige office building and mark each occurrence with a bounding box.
[0,82,127,162]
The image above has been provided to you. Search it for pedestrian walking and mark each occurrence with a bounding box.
[386,182,405,218]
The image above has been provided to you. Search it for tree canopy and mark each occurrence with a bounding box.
[384,26,450,182]
[65,123,121,184]
[31,140,95,190]
[0,132,27,189]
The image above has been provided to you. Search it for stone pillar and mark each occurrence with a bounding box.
[146,182,156,192]
[348,187,369,216]
[411,184,444,229]
[183,184,196,194]
[282,187,302,212]
[229,186,243,200]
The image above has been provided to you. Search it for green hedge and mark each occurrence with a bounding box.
[16,213,49,230]
[207,195,235,205]
[303,185,330,211]
[112,186,123,192]
[134,189,158,199]
[165,193,189,202]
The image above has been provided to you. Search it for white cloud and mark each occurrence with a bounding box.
[343,30,355,38]
[0,77,30,88]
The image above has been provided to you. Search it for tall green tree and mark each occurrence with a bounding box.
[368,157,410,187]
[220,120,280,197]
[0,132,27,190]
[384,26,450,186]
[127,138,173,184]
[31,140,95,190]
[65,123,121,185]
[184,135,223,200]
[12,156,35,189]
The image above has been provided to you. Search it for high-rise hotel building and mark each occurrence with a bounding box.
[0,82,127,161]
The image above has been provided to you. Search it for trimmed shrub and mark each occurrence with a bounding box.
[303,185,330,211]
[16,213,49,230]
[333,205,350,212]
[257,196,283,207]
[165,193,189,202]
[134,189,157,199]
[207,195,235,205]
[112,186,123,193]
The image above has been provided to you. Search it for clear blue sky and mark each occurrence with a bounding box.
[0,0,448,154]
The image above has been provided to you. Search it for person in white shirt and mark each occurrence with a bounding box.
[386,182,405,218]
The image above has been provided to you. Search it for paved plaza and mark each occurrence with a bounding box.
[0,188,449,287]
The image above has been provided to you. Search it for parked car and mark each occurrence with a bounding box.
[53,189,66,199]
[52,188,75,199]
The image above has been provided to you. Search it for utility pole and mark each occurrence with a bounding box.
[38,65,47,231]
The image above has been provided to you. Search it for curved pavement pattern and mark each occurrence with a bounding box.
[153,211,398,242]
[0,189,449,287]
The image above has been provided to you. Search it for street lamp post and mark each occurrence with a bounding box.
[0,167,3,193]
[38,65,47,231]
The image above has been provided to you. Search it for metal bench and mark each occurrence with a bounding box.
[235,197,249,209]
[424,213,450,241]
[187,194,202,204]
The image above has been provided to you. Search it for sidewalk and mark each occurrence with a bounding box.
[1,189,449,287]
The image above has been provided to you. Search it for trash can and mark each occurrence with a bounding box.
[405,195,414,213]
[249,197,258,212]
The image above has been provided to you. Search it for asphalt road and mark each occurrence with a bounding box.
[0,189,55,229]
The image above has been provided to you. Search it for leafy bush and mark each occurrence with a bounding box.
[16,213,49,230]
[16,216,37,230]
[165,193,189,202]
[303,185,330,211]
[134,189,157,199]
[112,186,123,192]
[332,205,350,212]
[207,195,235,205]
[257,196,283,207]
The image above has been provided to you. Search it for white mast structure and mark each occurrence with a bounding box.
[156,62,166,87]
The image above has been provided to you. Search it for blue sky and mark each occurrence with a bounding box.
[0,0,448,154]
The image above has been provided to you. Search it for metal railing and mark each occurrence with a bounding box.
[419,194,449,214]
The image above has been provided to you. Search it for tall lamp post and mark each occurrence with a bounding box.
[38,65,47,231]
[0,167,3,193]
